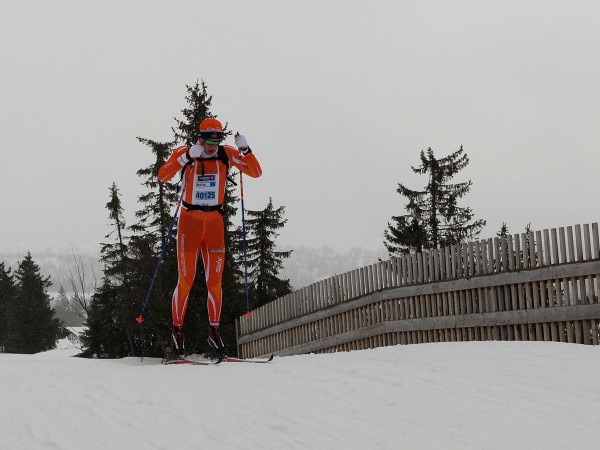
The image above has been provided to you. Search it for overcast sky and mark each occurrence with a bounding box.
[1,0,599,256]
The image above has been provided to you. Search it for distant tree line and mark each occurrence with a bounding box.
[80,80,292,359]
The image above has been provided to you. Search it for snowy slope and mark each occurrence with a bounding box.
[1,338,599,450]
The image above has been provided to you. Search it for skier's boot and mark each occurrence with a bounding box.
[169,325,185,361]
[207,325,228,360]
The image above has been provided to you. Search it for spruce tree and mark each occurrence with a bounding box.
[495,222,511,271]
[103,182,129,279]
[0,262,16,351]
[245,198,293,309]
[168,80,245,355]
[81,183,135,357]
[128,139,182,356]
[82,80,247,357]
[101,81,222,357]
[4,253,62,354]
[216,182,246,354]
[131,140,179,242]
[497,222,510,238]
[172,80,217,146]
[384,146,486,255]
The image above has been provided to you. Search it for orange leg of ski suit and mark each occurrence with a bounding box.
[172,208,226,328]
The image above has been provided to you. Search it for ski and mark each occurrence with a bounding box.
[162,358,221,366]
[222,354,274,364]
[162,354,274,365]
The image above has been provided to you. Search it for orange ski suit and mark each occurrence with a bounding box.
[158,144,262,327]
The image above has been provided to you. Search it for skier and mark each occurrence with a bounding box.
[158,118,262,359]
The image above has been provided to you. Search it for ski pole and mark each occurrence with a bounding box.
[135,202,181,324]
[238,145,252,318]
[136,166,192,324]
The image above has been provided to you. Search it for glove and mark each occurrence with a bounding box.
[234,133,248,149]
[188,143,203,159]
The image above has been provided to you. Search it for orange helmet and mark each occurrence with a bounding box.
[199,118,223,133]
[199,118,225,141]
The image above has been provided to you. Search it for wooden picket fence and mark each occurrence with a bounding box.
[236,223,600,358]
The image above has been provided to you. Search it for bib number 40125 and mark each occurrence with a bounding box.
[193,174,219,206]
[196,192,216,200]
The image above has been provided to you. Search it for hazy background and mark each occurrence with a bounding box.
[1,0,599,288]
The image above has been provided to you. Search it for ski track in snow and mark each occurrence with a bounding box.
[1,340,600,450]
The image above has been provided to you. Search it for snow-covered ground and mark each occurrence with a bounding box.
[1,335,599,450]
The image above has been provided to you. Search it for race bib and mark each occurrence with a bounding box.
[192,174,219,206]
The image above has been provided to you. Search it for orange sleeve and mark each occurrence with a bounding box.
[157,146,190,183]
[224,145,262,178]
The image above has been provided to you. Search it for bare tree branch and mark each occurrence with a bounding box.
[66,247,97,320]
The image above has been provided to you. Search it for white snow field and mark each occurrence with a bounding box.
[1,337,599,450]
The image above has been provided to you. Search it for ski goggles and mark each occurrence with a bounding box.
[200,131,225,140]
[204,139,222,146]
